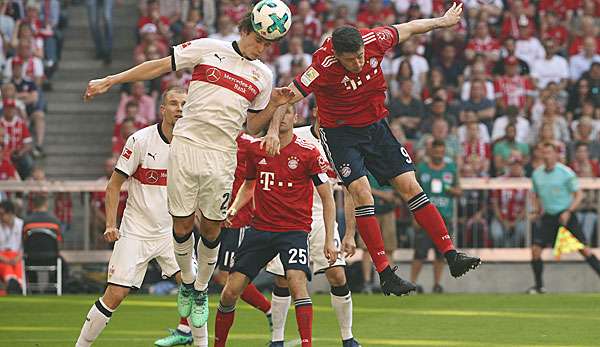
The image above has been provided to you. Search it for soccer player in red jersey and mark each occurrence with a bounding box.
[213,105,337,347]
[269,3,481,296]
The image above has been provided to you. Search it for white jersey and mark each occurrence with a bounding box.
[171,38,273,153]
[115,124,172,240]
[293,126,337,223]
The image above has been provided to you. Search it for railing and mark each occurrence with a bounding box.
[2,178,600,253]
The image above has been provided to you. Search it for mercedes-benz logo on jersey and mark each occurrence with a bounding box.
[206,67,222,83]
[146,170,159,184]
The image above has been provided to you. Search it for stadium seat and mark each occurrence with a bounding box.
[21,228,62,296]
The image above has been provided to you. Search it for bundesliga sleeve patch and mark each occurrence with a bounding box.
[121,148,132,160]
[301,67,320,87]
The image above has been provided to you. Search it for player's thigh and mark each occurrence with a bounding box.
[276,231,311,281]
[376,211,397,250]
[413,230,433,260]
[195,150,236,221]
[364,119,415,186]
[154,237,181,280]
[309,220,345,275]
[168,137,202,218]
[320,126,369,187]
[533,214,560,247]
[231,227,278,281]
[218,227,243,272]
[285,269,309,299]
[107,236,148,289]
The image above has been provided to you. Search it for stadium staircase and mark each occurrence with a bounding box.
[44,1,137,180]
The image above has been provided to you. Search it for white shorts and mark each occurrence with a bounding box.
[267,219,346,276]
[168,136,236,221]
[107,235,180,289]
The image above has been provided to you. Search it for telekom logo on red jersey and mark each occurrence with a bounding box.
[193,64,259,102]
[259,171,293,191]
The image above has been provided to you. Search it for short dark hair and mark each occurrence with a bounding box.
[238,12,254,35]
[0,200,15,214]
[575,142,589,151]
[332,26,363,54]
[161,86,187,106]
[541,141,557,151]
[432,139,446,148]
[31,194,48,209]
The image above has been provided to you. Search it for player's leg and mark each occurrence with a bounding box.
[266,257,292,346]
[168,137,203,319]
[220,227,272,320]
[214,271,251,347]
[324,267,360,347]
[77,237,140,347]
[529,214,553,294]
[216,227,276,347]
[154,240,194,347]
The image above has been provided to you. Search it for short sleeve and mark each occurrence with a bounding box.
[567,171,579,192]
[371,26,399,54]
[293,63,321,97]
[249,71,273,112]
[171,39,209,71]
[306,147,328,177]
[115,134,141,177]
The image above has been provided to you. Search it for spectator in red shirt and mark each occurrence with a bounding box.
[295,0,322,44]
[461,120,491,176]
[569,16,600,56]
[137,0,171,44]
[4,39,45,87]
[490,157,528,247]
[494,56,535,114]
[133,23,168,65]
[538,0,580,21]
[465,21,500,64]
[111,117,138,159]
[115,81,156,125]
[221,0,249,24]
[0,125,19,181]
[356,0,395,28]
[540,11,568,54]
[0,98,33,179]
[499,0,534,41]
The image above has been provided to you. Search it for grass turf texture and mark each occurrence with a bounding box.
[0,294,599,346]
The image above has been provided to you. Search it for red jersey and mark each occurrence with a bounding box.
[466,37,500,57]
[494,75,535,109]
[462,140,491,163]
[0,153,17,180]
[229,133,257,228]
[569,36,600,56]
[492,185,527,221]
[1,117,32,152]
[543,25,568,46]
[294,26,399,128]
[246,135,327,232]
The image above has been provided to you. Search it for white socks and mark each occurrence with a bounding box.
[191,324,208,347]
[331,289,353,341]
[75,298,114,347]
[270,286,292,342]
[173,231,196,284]
[194,236,220,291]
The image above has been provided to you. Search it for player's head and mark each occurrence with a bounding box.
[430,139,446,164]
[237,12,275,60]
[332,26,365,73]
[160,86,186,127]
[541,141,558,166]
[0,200,16,224]
[279,104,297,133]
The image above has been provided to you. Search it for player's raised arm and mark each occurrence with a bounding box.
[393,2,463,44]
[84,56,172,101]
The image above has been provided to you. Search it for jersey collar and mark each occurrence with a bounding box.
[232,41,253,60]
[157,122,170,144]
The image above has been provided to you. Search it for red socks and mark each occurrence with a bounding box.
[241,283,271,314]
[409,192,455,254]
[214,303,235,347]
[179,316,188,327]
[294,298,313,347]
[355,206,389,272]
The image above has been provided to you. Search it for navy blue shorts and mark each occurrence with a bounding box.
[319,119,415,186]
[217,227,246,272]
[232,227,311,281]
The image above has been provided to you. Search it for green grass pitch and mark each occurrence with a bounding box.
[1,294,599,346]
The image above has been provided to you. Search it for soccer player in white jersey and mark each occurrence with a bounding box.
[265,114,361,347]
[83,8,294,327]
[76,88,211,347]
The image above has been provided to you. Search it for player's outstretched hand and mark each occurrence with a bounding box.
[103,227,120,243]
[260,132,281,156]
[324,239,340,266]
[341,234,357,258]
[84,76,113,101]
[224,207,237,228]
[440,2,463,28]
[270,87,296,106]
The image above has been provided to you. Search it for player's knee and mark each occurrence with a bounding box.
[103,285,130,309]
[274,275,288,288]
[391,172,422,201]
[325,267,346,287]
[173,217,194,236]
[199,219,221,241]
[220,285,241,305]
[348,181,373,206]
[286,271,309,299]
